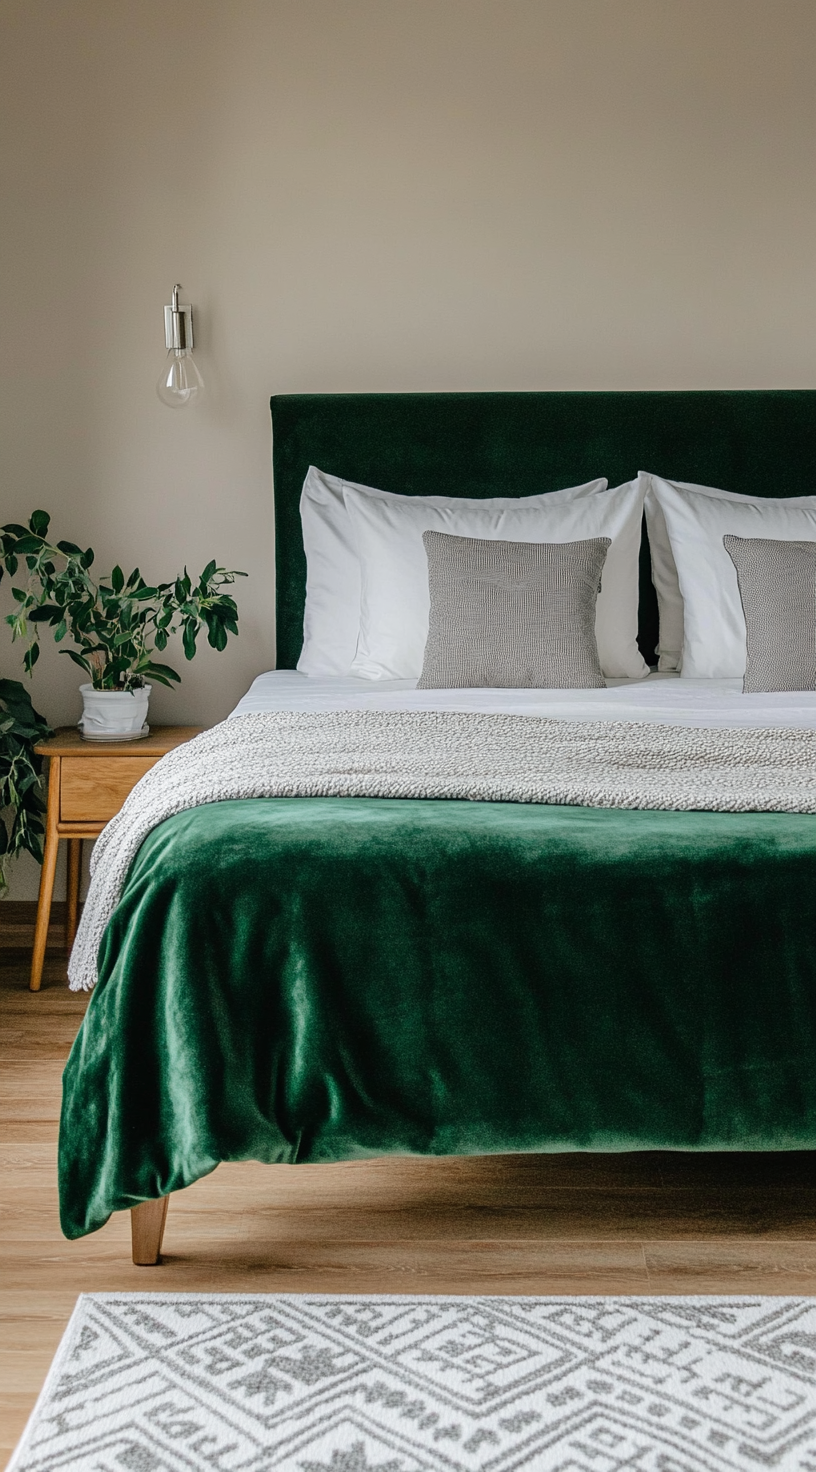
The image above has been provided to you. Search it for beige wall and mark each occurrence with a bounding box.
[2,0,816,897]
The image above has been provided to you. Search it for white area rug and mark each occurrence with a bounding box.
[9,1293,816,1471]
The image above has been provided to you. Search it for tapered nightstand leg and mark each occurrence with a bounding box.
[66,838,82,950]
[30,758,61,993]
[131,1196,170,1265]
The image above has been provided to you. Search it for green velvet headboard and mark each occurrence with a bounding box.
[271,390,816,670]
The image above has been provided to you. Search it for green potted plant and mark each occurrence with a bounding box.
[0,678,50,894]
[1,511,245,740]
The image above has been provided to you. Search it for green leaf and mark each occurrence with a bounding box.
[29,510,50,537]
[13,535,44,554]
[60,649,92,674]
[111,564,124,592]
[142,661,181,684]
[0,679,46,729]
[182,621,198,660]
[56,539,83,556]
[23,644,39,673]
[80,547,95,569]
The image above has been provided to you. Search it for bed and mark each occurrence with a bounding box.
[58,390,816,1265]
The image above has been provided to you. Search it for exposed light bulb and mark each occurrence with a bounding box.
[157,348,204,408]
[156,284,204,408]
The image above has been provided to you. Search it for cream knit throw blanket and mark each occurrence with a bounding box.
[68,709,816,990]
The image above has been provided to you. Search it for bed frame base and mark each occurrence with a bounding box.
[131,1195,169,1265]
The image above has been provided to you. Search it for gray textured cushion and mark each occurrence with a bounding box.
[417,531,610,689]
[724,534,816,692]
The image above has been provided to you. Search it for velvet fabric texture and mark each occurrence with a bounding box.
[60,797,816,1238]
[271,391,816,671]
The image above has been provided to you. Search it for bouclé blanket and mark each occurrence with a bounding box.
[68,709,816,991]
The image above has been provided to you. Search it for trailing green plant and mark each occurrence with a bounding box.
[0,678,51,896]
[1,510,246,690]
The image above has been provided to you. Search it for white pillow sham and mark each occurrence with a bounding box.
[297,467,610,677]
[345,478,647,681]
[298,467,376,678]
[644,472,816,679]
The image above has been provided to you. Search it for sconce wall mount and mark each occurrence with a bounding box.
[157,284,204,408]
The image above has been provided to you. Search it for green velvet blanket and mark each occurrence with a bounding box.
[59,796,816,1238]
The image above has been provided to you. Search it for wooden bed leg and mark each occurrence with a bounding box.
[131,1195,169,1265]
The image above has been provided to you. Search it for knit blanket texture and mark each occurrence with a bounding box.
[68,708,816,990]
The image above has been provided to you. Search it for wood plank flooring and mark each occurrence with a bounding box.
[1,900,814,1468]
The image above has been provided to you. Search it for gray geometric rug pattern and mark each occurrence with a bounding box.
[8,1293,816,1472]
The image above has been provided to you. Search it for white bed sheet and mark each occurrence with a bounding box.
[230,670,816,730]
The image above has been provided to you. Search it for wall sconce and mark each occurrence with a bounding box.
[156,284,204,408]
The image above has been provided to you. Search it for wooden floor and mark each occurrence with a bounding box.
[1,903,815,1468]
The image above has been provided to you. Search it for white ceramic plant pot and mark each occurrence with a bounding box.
[78,684,151,742]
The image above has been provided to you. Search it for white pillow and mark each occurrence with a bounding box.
[298,467,376,677]
[644,473,816,679]
[346,479,647,681]
[297,467,611,677]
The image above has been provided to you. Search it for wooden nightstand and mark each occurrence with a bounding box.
[30,725,203,992]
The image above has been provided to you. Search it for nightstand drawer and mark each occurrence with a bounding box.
[60,756,160,822]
